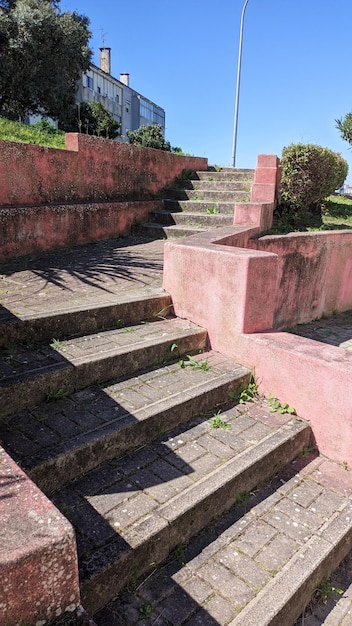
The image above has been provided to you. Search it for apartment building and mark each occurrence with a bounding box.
[75,47,165,140]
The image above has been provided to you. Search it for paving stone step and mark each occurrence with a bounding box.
[165,189,251,202]
[200,168,255,180]
[0,317,207,416]
[0,289,172,347]
[135,223,207,239]
[151,211,233,228]
[176,180,252,192]
[163,199,236,214]
[49,398,312,615]
[92,453,352,626]
[1,352,250,493]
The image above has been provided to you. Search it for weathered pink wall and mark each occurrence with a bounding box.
[0,134,207,259]
[249,230,352,329]
[0,200,161,259]
[0,445,80,625]
[0,133,208,207]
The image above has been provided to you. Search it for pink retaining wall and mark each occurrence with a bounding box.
[0,445,80,625]
[0,133,208,207]
[0,134,207,259]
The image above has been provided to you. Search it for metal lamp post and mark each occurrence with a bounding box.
[231,0,250,168]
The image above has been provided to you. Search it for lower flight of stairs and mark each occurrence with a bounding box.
[1,290,351,625]
[135,167,255,238]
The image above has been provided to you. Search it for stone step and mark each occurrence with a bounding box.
[1,352,250,493]
[201,167,255,180]
[0,289,172,347]
[163,199,236,214]
[50,398,312,615]
[178,180,252,192]
[135,223,207,239]
[165,189,251,202]
[0,317,207,416]
[151,211,233,228]
[92,453,352,626]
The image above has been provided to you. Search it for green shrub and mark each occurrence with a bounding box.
[127,124,171,151]
[278,143,348,216]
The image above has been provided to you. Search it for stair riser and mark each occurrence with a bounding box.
[80,422,312,614]
[163,200,235,214]
[1,330,207,416]
[136,225,201,239]
[31,372,251,494]
[0,294,172,347]
[151,213,233,227]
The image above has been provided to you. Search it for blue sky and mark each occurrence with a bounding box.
[62,0,352,179]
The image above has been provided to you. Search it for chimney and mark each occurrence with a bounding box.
[120,73,130,87]
[100,47,111,74]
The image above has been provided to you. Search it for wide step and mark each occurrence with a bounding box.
[1,352,250,492]
[50,400,312,614]
[93,452,352,626]
[0,317,207,415]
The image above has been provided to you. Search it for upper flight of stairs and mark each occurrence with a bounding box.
[1,273,352,625]
[135,167,255,238]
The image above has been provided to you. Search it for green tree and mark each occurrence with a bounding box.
[79,101,120,139]
[336,113,352,147]
[0,0,91,119]
[127,124,171,151]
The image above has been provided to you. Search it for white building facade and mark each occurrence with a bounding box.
[75,47,165,140]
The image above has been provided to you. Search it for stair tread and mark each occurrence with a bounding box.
[1,351,249,491]
[92,453,352,625]
[50,399,311,614]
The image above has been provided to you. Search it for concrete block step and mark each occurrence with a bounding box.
[134,223,207,239]
[0,317,207,416]
[163,199,236,214]
[165,189,251,202]
[179,180,252,192]
[199,168,255,180]
[1,352,250,493]
[50,400,312,615]
[0,289,172,347]
[151,211,233,228]
[92,453,352,626]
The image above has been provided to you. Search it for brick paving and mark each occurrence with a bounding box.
[0,236,165,321]
[92,454,352,626]
[288,310,352,352]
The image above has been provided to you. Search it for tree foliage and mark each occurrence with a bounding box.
[278,143,348,217]
[336,113,352,147]
[77,101,120,139]
[0,0,92,119]
[127,124,171,151]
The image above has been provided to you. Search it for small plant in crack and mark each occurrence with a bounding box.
[267,394,295,414]
[178,354,210,371]
[45,388,67,402]
[209,410,231,430]
[231,375,259,404]
[206,207,219,214]
[138,603,154,620]
[312,577,343,604]
[171,543,186,565]
[51,338,64,350]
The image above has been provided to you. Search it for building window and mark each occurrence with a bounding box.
[97,86,101,94]
[126,100,130,113]
[86,75,93,89]
[115,94,119,103]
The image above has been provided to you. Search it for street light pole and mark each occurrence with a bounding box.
[231,0,249,168]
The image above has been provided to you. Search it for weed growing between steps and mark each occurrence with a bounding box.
[208,410,231,430]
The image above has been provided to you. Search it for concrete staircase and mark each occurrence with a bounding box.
[136,167,255,238]
[2,281,352,625]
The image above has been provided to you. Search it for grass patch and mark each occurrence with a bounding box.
[0,116,65,149]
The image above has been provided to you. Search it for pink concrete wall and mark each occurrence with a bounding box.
[249,230,352,329]
[0,200,161,260]
[0,445,80,625]
[0,133,208,207]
